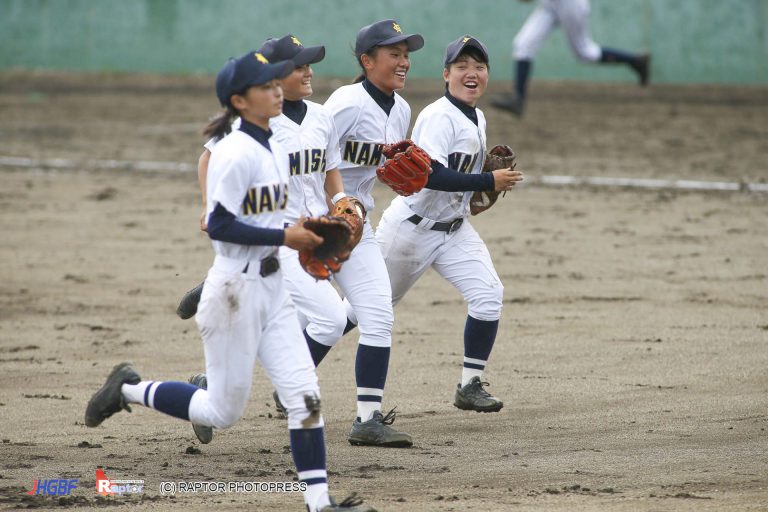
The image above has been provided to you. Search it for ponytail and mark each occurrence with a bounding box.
[203,105,238,141]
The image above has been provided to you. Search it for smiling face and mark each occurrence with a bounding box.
[443,51,489,107]
[362,42,410,95]
[280,64,313,101]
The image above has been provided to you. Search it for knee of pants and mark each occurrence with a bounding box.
[356,302,394,348]
[572,43,601,62]
[513,38,532,61]
[467,283,504,321]
[206,393,248,429]
[281,387,324,430]
[309,306,348,346]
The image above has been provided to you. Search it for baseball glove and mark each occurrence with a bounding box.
[376,139,432,196]
[298,216,354,280]
[469,144,517,216]
[331,196,366,249]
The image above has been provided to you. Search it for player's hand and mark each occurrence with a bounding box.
[491,168,524,192]
[284,218,324,251]
[199,206,208,232]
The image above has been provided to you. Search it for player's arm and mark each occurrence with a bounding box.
[427,161,522,192]
[198,148,211,231]
[207,204,321,251]
[324,168,345,209]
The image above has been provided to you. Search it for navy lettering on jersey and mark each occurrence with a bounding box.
[289,149,327,176]
[343,140,384,166]
[242,183,289,215]
[448,152,480,174]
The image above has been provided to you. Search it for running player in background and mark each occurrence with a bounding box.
[492,0,650,116]
[85,51,374,512]
[377,36,523,412]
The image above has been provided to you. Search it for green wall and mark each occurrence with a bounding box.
[1,0,766,84]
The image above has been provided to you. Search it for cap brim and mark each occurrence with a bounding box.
[244,60,295,88]
[377,33,424,52]
[292,45,325,66]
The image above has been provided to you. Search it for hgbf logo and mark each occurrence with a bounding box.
[95,469,144,496]
[26,479,78,495]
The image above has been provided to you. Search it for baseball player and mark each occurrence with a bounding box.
[85,51,374,512]
[317,19,425,448]
[376,36,523,412]
[185,34,357,443]
[492,0,651,116]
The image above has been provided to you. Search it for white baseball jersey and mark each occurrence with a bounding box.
[206,103,341,224]
[324,82,411,213]
[514,0,601,62]
[206,130,289,261]
[403,96,487,222]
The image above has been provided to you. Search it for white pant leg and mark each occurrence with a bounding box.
[557,0,601,61]
[432,221,504,322]
[334,222,394,348]
[189,269,260,429]
[257,275,323,430]
[280,246,347,347]
[513,1,559,60]
[375,205,440,306]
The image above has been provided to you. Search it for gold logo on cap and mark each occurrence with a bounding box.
[291,36,302,47]
[463,37,470,43]
[392,22,402,33]
[254,52,269,64]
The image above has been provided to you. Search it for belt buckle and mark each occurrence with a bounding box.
[260,256,280,277]
[447,218,463,234]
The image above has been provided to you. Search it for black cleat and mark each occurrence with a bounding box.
[319,493,377,512]
[491,94,525,117]
[348,408,412,448]
[176,281,204,320]
[272,390,287,419]
[632,54,651,86]
[454,376,504,413]
[188,373,213,444]
[84,362,141,427]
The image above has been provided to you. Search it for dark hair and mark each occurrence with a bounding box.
[352,46,380,83]
[203,104,239,141]
[445,46,489,70]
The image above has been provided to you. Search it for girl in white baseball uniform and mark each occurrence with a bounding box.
[493,0,650,116]
[85,52,374,512]
[376,36,523,412]
[320,19,424,448]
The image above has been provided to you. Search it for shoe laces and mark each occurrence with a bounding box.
[336,493,364,507]
[472,380,494,398]
[375,407,399,425]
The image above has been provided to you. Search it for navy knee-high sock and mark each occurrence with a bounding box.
[304,329,331,367]
[515,59,532,102]
[600,47,641,66]
[144,382,199,420]
[289,427,329,510]
[355,344,390,421]
[462,316,499,386]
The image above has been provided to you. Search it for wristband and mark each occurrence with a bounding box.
[331,192,347,204]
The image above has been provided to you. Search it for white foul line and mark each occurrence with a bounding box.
[0,155,766,193]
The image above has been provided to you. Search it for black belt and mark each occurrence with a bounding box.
[242,256,280,277]
[407,214,464,234]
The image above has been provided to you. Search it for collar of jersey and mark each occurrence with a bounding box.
[238,119,273,151]
[444,91,478,126]
[282,99,308,125]
[362,78,395,116]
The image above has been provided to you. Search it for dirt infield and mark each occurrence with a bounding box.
[1,73,766,511]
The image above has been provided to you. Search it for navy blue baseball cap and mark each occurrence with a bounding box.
[444,35,489,66]
[355,19,424,57]
[259,34,325,67]
[215,51,295,107]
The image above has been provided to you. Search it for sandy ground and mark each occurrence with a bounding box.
[0,73,767,511]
